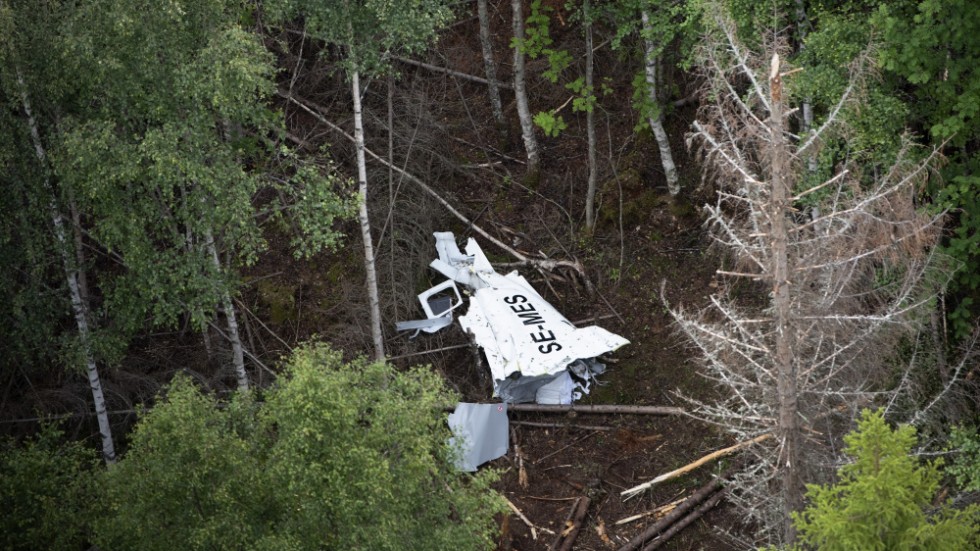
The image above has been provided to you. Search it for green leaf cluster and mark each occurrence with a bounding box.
[94,344,504,551]
[792,409,980,550]
[0,426,98,551]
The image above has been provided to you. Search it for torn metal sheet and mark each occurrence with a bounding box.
[397,232,629,404]
[447,402,509,471]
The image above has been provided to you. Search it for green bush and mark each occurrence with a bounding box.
[0,426,98,551]
[94,344,504,550]
[792,409,980,550]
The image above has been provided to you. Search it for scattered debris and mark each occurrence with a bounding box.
[596,518,614,546]
[614,497,685,526]
[447,402,509,471]
[398,232,629,404]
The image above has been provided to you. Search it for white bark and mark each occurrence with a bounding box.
[352,67,386,362]
[511,0,540,174]
[477,0,505,128]
[584,0,597,230]
[18,74,116,463]
[204,226,248,390]
[641,10,680,196]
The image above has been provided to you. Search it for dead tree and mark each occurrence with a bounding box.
[675,14,946,546]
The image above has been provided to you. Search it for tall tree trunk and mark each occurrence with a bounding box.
[352,67,386,362]
[204,226,248,390]
[17,75,116,464]
[768,55,801,543]
[641,10,679,196]
[584,0,598,231]
[478,0,506,130]
[511,0,540,178]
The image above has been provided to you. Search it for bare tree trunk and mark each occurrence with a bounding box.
[511,0,540,177]
[351,67,386,362]
[478,0,506,130]
[768,55,801,543]
[18,75,116,464]
[203,226,249,391]
[641,10,679,196]
[584,0,598,231]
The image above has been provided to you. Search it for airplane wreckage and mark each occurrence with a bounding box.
[397,232,629,405]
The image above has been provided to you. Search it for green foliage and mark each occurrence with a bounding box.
[533,111,568,137]
[0,0,353,371]
[947,424,980,492]
[95,344,504,551]
[792,409,980,550]
[0,426,98,551]
[265,0,454,77]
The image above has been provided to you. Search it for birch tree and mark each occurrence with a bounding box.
[673,12,947,545]
[267,0,454,362]
[477,0,506,130]
[608,0,689,196]
[510,0,542,178]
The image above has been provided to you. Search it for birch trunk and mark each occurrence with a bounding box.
[204,226,248,390]
[641,10,680,196]
[511,0,540,176]
[18,75,116,463]
[768,55,801,543]
[352,66,386,362]
[584,0,598,231]
[478,0,505,129]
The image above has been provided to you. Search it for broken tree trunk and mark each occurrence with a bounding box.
[622,433,770,499]
[618,474,727,551]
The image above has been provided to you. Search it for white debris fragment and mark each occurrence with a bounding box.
[447,402,509,471]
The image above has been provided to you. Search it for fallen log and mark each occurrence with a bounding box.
[621,433,770,499]
[550,496,591,551]
[392,55,514,90]
[642,489,727,551]
[617,475,726,551]
[508,404,686,415]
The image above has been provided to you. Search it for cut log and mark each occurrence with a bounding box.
[617,475,726,551]
[621,433,770,499]
[642,489,727,550]
[551,496,591,551]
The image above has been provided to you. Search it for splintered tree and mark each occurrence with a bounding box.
[674,13,946,545]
